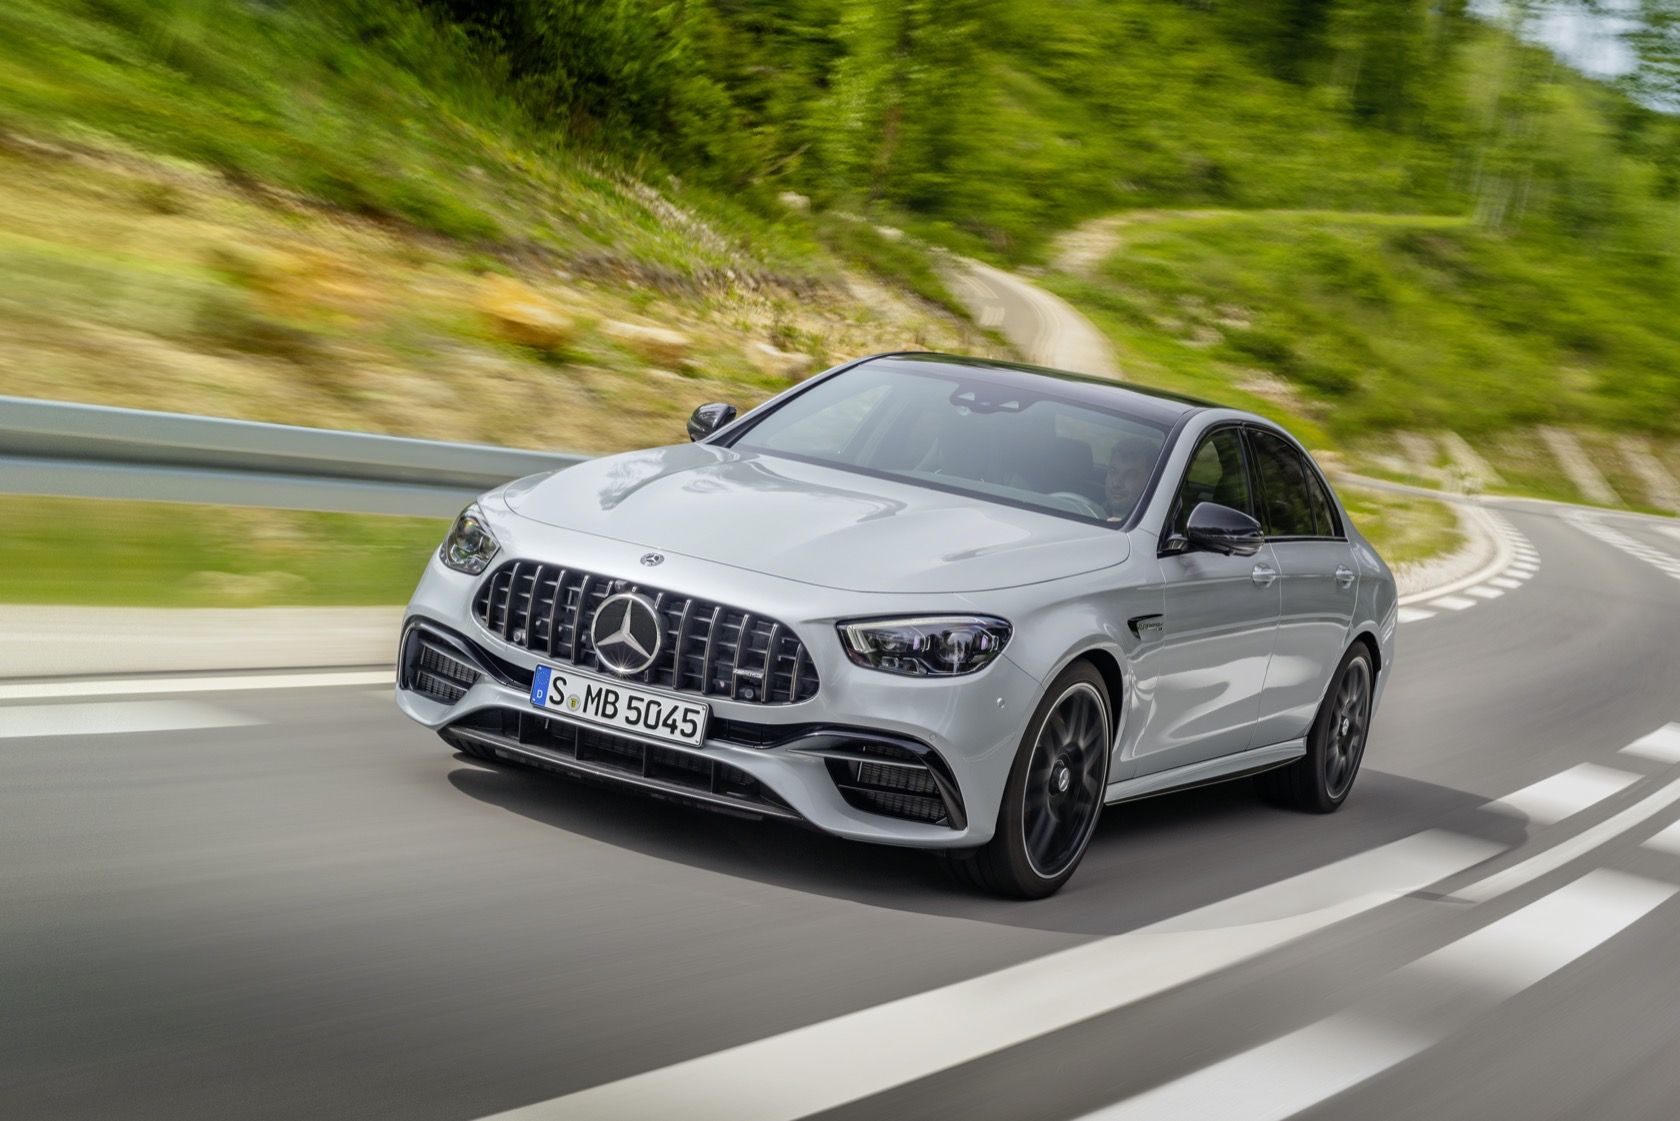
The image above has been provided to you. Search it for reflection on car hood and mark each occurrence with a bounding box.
[502,444,1128,593]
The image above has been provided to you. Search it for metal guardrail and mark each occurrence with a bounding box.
[0,396,588,517]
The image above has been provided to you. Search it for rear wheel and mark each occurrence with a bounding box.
[952,662,1112,898]
[1258,644,1373,813]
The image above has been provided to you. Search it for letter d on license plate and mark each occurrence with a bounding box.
[531,664,708,747]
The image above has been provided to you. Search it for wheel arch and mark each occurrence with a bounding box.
[1073,646,1128,723]
[1349,627,1382,679]
[1038,640,1131,743]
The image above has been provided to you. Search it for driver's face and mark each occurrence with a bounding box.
[1106,444,1151,516]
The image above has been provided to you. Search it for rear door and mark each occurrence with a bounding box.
[1136,426,1281,775]
[1246,427,1358,748]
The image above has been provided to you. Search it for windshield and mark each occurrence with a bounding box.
[729,365,1170,524]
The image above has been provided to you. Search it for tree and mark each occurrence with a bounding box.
[1621,0,1680,109]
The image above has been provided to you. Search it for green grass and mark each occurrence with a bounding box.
[1045,208,1680,510]
[0,0,844,281]
[1338,486,1464,570]
[1042,210,1680,466]
[0,496,446,607]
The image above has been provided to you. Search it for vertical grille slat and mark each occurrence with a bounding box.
[700,604,724,698]
[498,561,521,640]
[730,613,754,699]
[544,567,569,657]
[644,591,666,685]
[472,561,817,705]
[671,597,694,686]
[761,622,781,684]
[570,574,592,665]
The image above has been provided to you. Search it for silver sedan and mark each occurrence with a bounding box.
[397,353,1396,897]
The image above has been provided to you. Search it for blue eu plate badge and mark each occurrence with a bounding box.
[530,665,553,707]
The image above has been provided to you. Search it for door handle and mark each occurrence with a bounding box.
[1335,565,1356,589]
[1251,563,1277,586]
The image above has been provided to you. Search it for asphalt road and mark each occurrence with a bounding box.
[5,499,1680,1121]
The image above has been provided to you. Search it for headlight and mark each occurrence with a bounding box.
[439,504,500,575]
[838,615,1012,677]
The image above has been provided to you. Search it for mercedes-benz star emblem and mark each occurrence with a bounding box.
[640,552,664,567]
[591,592,663,675]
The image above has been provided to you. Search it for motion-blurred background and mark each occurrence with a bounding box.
[10,7,1680,1121]
[0,0,1676,609]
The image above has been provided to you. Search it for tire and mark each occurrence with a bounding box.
[1257,643,1374,813]
[952,662,1113,899]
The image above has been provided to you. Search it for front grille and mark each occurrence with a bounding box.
[472,560,818,705]
[442,708,799,821]
[401,627,481,704]
[825,742,959,827]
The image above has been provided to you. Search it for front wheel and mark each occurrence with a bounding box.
[952,662,1112,898]
[1258,644,1374,813]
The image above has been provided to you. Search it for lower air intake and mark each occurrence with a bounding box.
[401,628,481,704]
[824,741,961,828]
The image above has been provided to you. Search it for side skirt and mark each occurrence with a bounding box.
[1103,740,1306,806]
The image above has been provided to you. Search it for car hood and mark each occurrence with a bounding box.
[501,444,1127,593]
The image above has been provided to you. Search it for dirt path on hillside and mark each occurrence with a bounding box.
[1048,208,1471,277]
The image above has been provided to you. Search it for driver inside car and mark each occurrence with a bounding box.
[1105,437,1155,521]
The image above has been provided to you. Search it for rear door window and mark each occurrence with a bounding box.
[1248,430,1318,538]
[1303,461,1342,537]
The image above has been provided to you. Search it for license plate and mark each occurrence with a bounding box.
[530,664,708,747]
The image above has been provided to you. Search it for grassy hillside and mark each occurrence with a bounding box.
[0,0,997,452]
[396,0,1680,505]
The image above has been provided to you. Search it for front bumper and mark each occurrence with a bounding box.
[396,547,1044,849]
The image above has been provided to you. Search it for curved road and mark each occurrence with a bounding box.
[7,273,1680,1118]
[6,500,1680,1121]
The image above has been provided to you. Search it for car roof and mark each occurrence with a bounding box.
[858,352,1215,427]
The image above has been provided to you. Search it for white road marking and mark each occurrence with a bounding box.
[1509,569,1534,580]
[1078,870,1675,1121]
[1621,723,1680,765]
[979,305,1005,328]
[1076,1016,1430,1121]
[1484,763,1641,825]
[0,700,261,738]
[1396,508,1536,614]
[477,831,1498,1121]
[1423,869,1674,993]
[1397,607,1436,624]
[1566,511,1680,581]
[0,670,392,702]
[1459,765,1680,903]
[1641,820,1680,856]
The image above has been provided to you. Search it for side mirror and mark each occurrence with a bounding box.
[1182,502,1264,556]
[687,402,738,442]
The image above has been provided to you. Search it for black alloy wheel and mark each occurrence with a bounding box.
[951,661,1112,898]
[1259,644,1374,813]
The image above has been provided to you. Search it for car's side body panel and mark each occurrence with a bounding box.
[1255,538,1359,744]
[1141,545,1281,770]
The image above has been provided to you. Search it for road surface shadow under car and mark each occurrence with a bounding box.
[448,757,1519,935]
